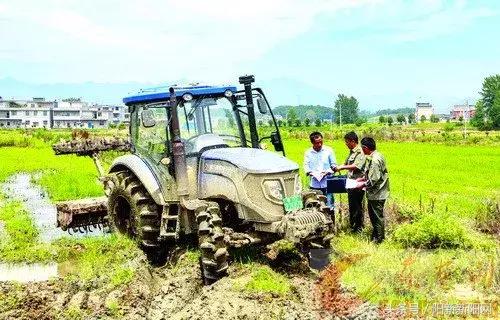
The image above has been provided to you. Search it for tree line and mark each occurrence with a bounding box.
[270,74,500,130]
[471,74,500,130]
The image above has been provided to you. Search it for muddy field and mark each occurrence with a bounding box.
[0,250,387,320]
[0,173,385,320]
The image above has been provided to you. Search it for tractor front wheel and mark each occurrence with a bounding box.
[197,202,229,284]
[107,170,166,262]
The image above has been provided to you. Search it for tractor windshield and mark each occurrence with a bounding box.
[179,97,251,153]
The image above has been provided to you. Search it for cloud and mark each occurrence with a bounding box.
[387,1,496,42]
[0,0,381,82]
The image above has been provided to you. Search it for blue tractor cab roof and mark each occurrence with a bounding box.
[123,84,237,106]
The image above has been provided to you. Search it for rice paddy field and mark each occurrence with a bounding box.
[284,138,500,219]
[284,137,500,304]
[0,127,499,315]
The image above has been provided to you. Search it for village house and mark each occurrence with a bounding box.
[0,97,129,129]
[450,104,476,120]
[415,102,434,121]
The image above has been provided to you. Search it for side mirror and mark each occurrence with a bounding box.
[257,97,268,114]
[141,109,156,128]
[270,131,283,152]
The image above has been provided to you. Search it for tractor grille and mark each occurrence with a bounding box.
[289,209,327,225]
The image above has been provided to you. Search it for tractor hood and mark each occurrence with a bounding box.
[201,148,299,174]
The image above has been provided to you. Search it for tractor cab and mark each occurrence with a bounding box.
[123,79,284,166]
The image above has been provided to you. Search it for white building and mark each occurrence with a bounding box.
[0,98,53,128]
[0,97,128,129]
[415,102,434,121]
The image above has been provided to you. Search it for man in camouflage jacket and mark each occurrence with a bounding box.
[334,131,366,233]
[355,137,389,243]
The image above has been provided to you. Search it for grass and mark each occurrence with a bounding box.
[0,147,103,201]
[392,211,497,250]
[0,283,22,313]
[0,129,127,201]
[283,136,499,304]
[105,298,123,317]
[332,234,498,304]
[0,128,499,305]
[0,196,141,289]
[54,235,141,289]
[284,139,500,219]
[62,306,87,320]
[235,264,292,296]
[0,200,56,263]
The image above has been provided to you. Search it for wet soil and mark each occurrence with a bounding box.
[0,174,381,319]
[0,250,385,320]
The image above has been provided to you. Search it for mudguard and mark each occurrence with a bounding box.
[109,154,166,205]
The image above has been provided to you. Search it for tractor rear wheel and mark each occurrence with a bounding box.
[197,202,229,284]
[108,170,166,261]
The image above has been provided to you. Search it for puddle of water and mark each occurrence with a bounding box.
[1,173,104,242]
[0,263,58,283]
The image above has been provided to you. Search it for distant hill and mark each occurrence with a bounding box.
[374,107,415,116]
[272,105,334,120]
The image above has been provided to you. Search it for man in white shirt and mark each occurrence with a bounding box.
[303,131,337,210]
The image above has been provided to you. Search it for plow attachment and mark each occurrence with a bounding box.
[52,133,129,233]
[56,196,108,233]
[52,136,131,156]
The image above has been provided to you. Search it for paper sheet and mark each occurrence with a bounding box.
[310,168,333,182]
[345,178,358,189]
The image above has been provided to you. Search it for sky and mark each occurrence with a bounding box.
[1,0,499,112]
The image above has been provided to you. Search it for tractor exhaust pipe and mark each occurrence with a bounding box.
[239,75,260,149]
[169,87,189,197]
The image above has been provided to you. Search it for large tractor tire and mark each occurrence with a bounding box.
[196,202,229,284]
[107,170,165,261]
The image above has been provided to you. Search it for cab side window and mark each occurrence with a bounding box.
[136,106,168,160]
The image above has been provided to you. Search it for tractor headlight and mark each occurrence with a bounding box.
[263,180,284,201]
[182,93,193,101]
[224,89,233,98]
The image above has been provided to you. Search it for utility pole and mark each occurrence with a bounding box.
[464,99,468,138]
[339,104,342,128]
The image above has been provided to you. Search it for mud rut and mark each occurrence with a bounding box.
[0,174,385,320]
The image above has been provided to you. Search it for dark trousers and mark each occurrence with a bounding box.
[367,199,386,243]
[348,189,365,232]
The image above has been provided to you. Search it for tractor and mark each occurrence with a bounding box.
[54,75,333,283]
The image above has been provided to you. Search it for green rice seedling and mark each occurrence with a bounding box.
[53,234,141,289]
[284,139,500,219]
[334,234,498,304]
[393,212,497,250]
[0,147,104,200]
[474,197,500,235]
[241,264,292,296]
[0,200,56,263]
